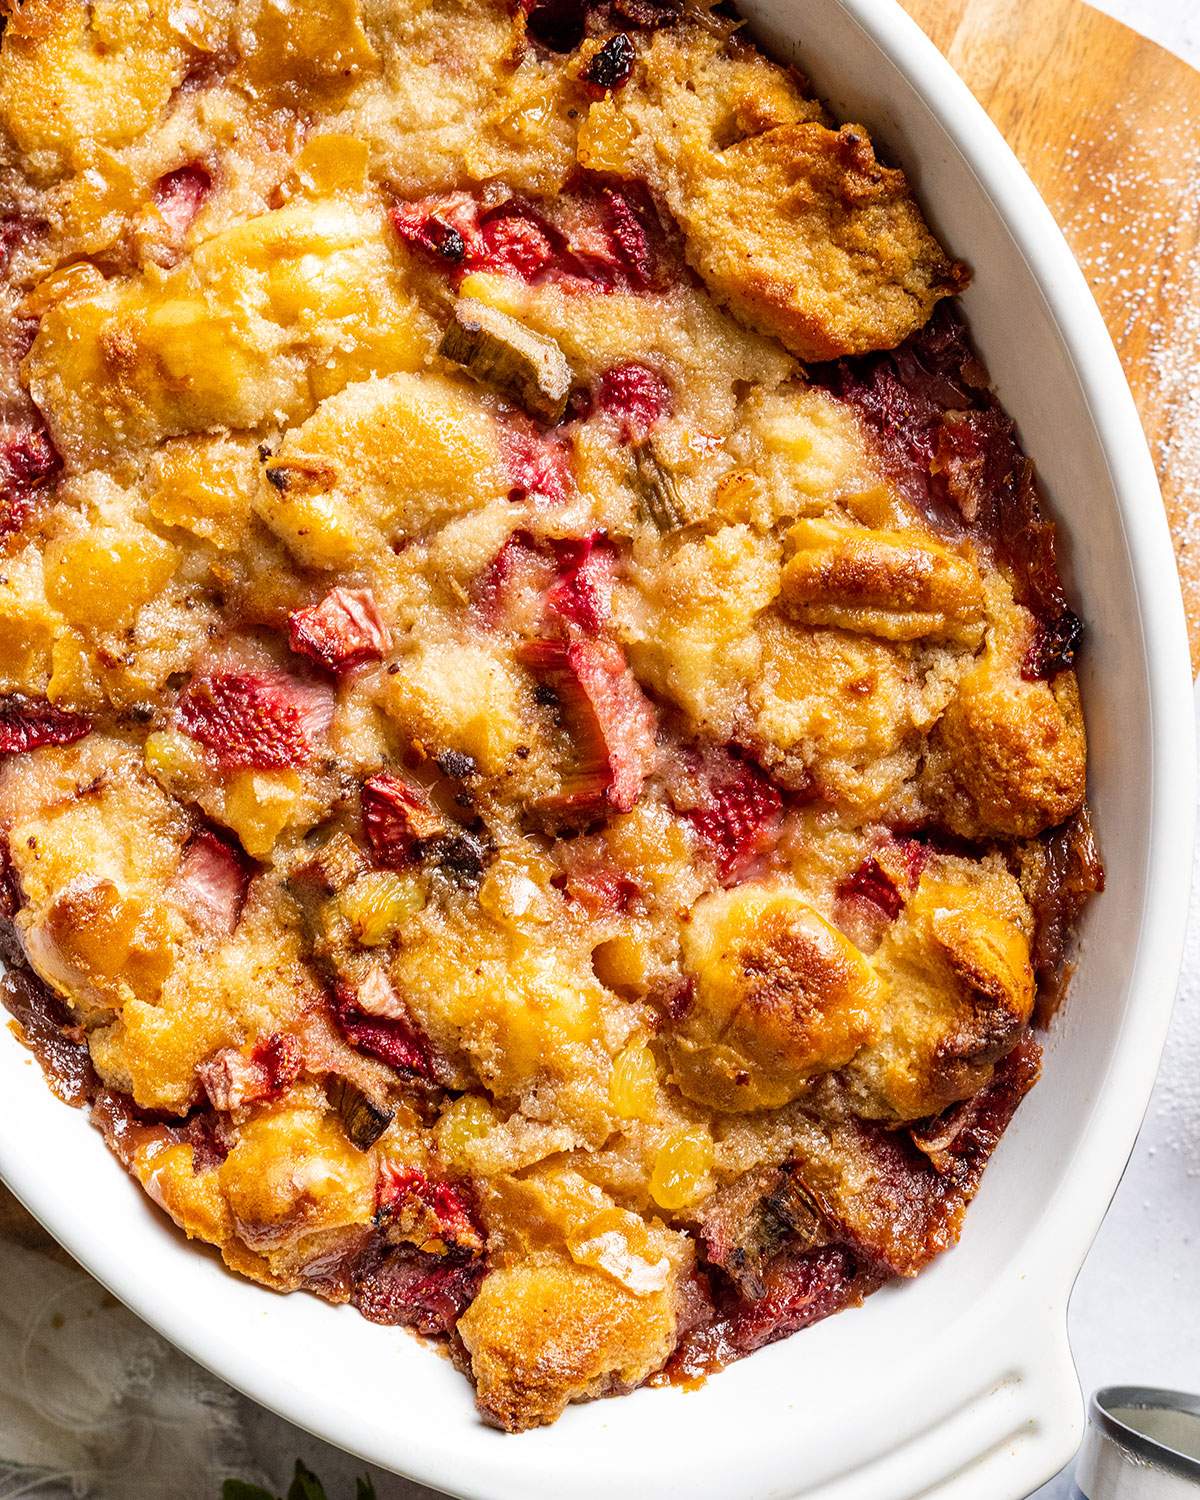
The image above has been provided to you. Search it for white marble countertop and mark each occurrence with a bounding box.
[1091,0,1200,66]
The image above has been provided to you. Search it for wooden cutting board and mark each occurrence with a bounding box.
[900,0,1200,669]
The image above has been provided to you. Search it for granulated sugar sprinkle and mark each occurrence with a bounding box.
[1059,101,1200,564]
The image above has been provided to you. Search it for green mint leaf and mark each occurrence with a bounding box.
[222,1482,279,1500]
[286,1460,329,1500]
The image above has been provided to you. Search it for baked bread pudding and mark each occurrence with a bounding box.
[0,0,1103,1431]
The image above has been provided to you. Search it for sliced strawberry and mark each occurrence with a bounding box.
[520,637,657,815]
[289,676,336,743]
[391,193,561,282]
[0,694,91,755]
[252,1032,303,1094]
[546,533,616,635]
[596,362,672,442]
[1,420,61,537]
[390,191,482,266]
[500,421,573,506]
[674,746,782,882]
[376,1162,484,1253]
[288,586,390,675]
[197,1031,302,1113]
[172,827,251,936]
[154,163,212,237]
[477,200,559,279]
[596,183,659,288]
[836,856,905,923]
[177,670,330,769]
[332,979,433,1078]
[836,835,927,927]
[473,530,613,634]
[669,1246,866,1378]
[360,772,447,868]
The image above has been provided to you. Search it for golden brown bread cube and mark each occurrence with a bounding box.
[672,883,878,1111]
[923,646,1087,839]
[21,876,176,1021]
[26,198,431,466]
[459,1255,681,1430]
[680,122,967,361]
[848,867,1036,1120]
[578,24,965,361]
[256,372,502,567]
[0,0,192,181]
[781,519,985,644]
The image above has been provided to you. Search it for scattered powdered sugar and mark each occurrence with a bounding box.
[1058,99,1200,566]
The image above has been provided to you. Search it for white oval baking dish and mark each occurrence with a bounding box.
[0,2,1193,1497]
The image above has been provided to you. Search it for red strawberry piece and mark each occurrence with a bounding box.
[500,422,573,506]
[894,836,928,888]
[546,533,616,635]
[834,838,927,944]
[360,772,447,868]
[352,1241,485,1336]
[332,979,432,1078]
[596,362,672,442]
[476,201,559,280]
[392,194,564,283]
[197,1031,302,1112]
[288,587,391,675]
[0,694,91,755]
[836,856,904,923]
[519,637,657,814]
[376,1162,484,1251]
[176,670,331,769]
[0,214,48,276]
[671,1247,862,1377]
[172,827,252,936]
[390,191,483,266]
[1,420,61,537]
[251,1030,304,1095]
[391,186,661,293]
[153,163,212,238]
[473,530,614,633]
[676,747,782,883]
[597,183,658,288]
[289,676,336,743]
[562,864,640,918]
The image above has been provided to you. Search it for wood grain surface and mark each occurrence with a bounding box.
[901,0,1200,666]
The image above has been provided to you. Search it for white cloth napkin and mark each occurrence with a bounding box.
[0,1231,435,1499]
[0,1237,265,1499]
